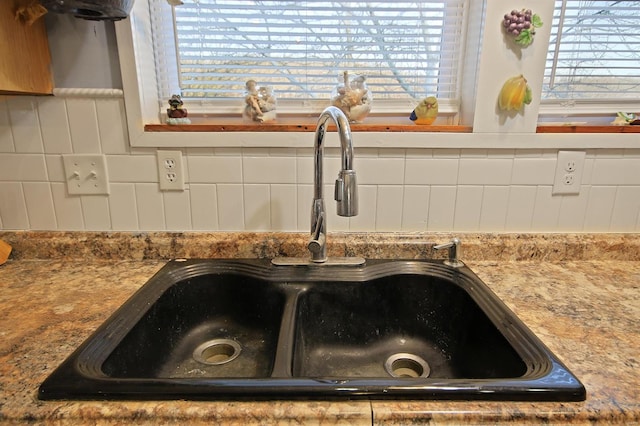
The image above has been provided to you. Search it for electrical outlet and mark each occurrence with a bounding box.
[552,151,586,195]
[62,154,110,195]
[157,150,184,191]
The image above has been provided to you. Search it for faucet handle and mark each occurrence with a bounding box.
[308,212,327,263]
[433,238,463,267]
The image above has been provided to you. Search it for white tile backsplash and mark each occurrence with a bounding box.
[23,182,57,230]
[531,186,562,231]
[270,184,297,231]
[404,158,459,185]
[592,158,640,185]
[479,186,509,231]
[296,184,313,232]
[216,184,245,230]
[243,184,271,230]
[375,185,403,231]
[8,98,43,153]
[358,158,405,184]
[583,186,616,231]
[610,186,640,231]
[51,182,84,230]
[38,97,73,154]
[458,158,513,185]
[135,183,165,230]
[1,95,639,232]
[188,156,243,183]
[243,156,296,184]
[511,158,556,185]
[557,190,590,232]
[45,155,66,182]
[80,196,111,230]
[109,183,139,230]
[96,99,129,154]
[0,99,15,153]
[401,186,429,231]
[349,185,376,231]
[0,154,48,181]
[66,99,101,153]
[427,186,457,231]
[163,190,192,230]
[453,186,483,231]
[504,186,537,231]
[190,184,219,230]
[0,182,29,229]
[107,155,158,183]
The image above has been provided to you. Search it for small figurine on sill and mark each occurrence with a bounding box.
[612,112,640,126]
[166,94,191,125]
[410,96,439,125]
[331,71,372,122]
[243,80,277,123]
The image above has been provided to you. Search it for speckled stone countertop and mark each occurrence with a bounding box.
[0,232,639,425]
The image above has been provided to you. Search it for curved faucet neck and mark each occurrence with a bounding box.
[313,106,355,200]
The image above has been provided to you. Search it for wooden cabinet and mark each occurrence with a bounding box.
[0,1,53,95]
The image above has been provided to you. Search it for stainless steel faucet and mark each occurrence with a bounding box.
[308,106,359,263]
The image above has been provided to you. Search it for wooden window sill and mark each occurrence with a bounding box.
[145,116,639,134]
[145,116,471,133]
[536,125,640,133]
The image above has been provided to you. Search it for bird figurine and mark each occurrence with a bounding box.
[410,96,438,125]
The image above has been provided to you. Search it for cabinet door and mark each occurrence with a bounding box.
[0,1,53,95]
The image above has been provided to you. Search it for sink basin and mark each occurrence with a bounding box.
[293,275,526,379]
[102,273,286,379]
[39,259,585,401]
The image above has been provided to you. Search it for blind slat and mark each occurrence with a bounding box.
[543,0,640,100]
[152,0,466,102]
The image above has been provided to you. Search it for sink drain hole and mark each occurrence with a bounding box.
[193,339,241,365]
[384,353,431,378]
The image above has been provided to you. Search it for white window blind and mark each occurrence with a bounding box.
[151,1,467,111]
[543,1,640,101]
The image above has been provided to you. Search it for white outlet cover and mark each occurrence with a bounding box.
[552,151,586,195]
[157,150,185,191]
[62,154,110,195]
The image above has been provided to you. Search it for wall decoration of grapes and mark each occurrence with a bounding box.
[502,9,543,47]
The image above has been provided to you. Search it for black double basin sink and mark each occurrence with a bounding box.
[39,259,585,401]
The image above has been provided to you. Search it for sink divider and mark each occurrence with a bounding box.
[270,285,305,378]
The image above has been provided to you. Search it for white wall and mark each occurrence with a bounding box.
[1,94,639,232]
[44,15,121,89]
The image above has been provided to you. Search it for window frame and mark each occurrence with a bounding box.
[115,0,639,149]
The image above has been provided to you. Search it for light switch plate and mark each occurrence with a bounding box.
[62,154,110,195]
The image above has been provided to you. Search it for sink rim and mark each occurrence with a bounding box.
[38,258,586,401]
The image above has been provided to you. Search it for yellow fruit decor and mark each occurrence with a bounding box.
[498,75,532,112]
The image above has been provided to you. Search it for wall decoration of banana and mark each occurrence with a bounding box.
[498,9,543,113]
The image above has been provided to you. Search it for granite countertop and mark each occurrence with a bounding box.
[0,232,639,425]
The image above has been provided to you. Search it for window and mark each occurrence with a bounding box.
[542,1,640,102]
[115,0,639,148]
[150,0,467,115]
